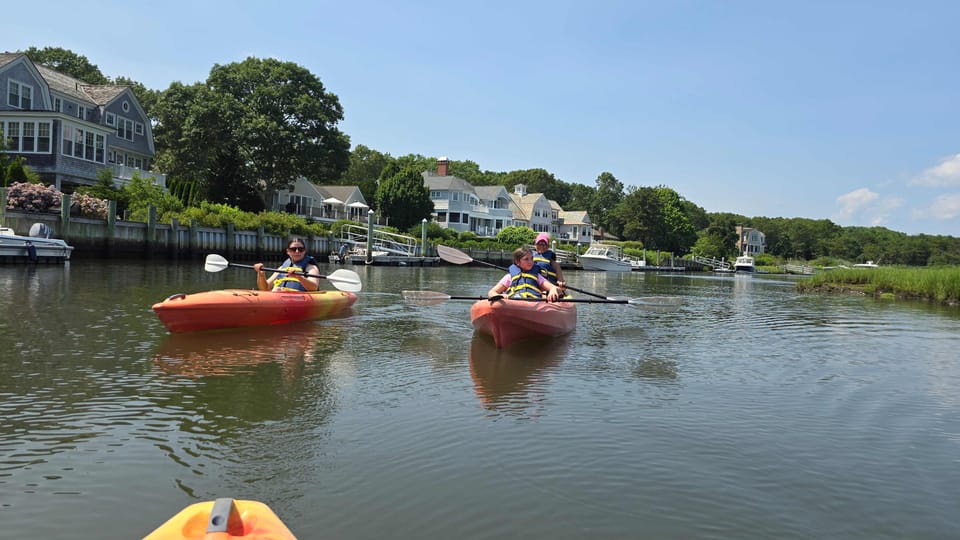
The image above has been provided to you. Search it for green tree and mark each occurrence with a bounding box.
[338,145,393,205]
[152,57,350,211]
[375,166,433,230]
[496,225,536,246]
[23,46,109,84]
[591,172,624,236]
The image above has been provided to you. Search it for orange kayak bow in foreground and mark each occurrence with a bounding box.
[144,498,295,539]
[152,289,357,333]
[470,298,577,348]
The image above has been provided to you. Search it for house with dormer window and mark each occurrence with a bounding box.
[509,184,553,234]
[0,52,161,191]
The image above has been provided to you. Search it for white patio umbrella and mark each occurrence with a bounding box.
[346,201,369,208]
[322,197,344,205]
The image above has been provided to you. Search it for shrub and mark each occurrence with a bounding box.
[5,182,62,212]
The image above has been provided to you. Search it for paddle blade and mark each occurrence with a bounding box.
[401,290,452,306]
[621,295,683,311]
[325,269,363,292]
[436,245,474,265]
[204,254,229,273]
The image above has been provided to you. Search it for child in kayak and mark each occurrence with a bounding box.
[253,238,321,292]
[532,232,566,290]
[488,247,562,302]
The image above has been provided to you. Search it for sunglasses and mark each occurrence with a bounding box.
[287,246,305,252]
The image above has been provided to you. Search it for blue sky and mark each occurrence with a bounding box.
[6,0,959,236]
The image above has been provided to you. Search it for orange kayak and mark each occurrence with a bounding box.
[152,289,357,333]
[470,298,577,348]
[144,498,295,539]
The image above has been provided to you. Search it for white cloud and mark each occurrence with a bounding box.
[834,188,903,227]
[911,153,960,187]
[835,188,878,220]
[926,194,960,221]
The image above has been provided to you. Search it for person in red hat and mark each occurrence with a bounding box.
[532,233,566,291]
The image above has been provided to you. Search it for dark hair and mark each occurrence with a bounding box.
[287,238,306,249]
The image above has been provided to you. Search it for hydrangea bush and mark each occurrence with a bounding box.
[6,182,108,218]
[5,182,61,212]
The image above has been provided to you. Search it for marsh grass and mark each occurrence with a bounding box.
[797,267,960,305]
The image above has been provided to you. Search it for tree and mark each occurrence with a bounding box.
[496,226,536,246]
[338,145,393,205]
[375,166,433,230]
[500,169,571,206]
[152,57,351,211]
[23,46,109,84]
[591,172,624,236]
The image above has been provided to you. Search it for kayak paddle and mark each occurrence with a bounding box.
[204,254,363,292]
[401,290,683,308]
[436,245,680,304]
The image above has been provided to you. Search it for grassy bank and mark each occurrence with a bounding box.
[796,266,960,306]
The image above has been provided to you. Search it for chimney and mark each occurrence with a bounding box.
[437,156,449,176]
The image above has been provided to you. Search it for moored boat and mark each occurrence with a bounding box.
[578,243,632,272]
[0,224,74,263]
[470,298,577,348]
[734,253,756,273]
[144,498,295,539]
[152,288,357,333]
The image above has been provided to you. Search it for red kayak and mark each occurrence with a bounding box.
[152,289,357,333]
[470,298,577,348]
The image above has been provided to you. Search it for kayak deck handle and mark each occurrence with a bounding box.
[208,497,244,534]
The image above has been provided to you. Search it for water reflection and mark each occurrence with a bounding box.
[468,335,569,414]
[154,321,330,378]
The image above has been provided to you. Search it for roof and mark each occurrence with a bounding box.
[559,210,590,224]
[421,171,477,194]
[34,64,95,103]
[473,184,509,201]
[316,185,365,204]
[0,52,20,69]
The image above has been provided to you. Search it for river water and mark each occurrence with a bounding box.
[1,260,958,539]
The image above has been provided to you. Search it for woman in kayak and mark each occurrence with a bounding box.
[487,247,562,302]
[532,232,566,290]
[253,239,321,292]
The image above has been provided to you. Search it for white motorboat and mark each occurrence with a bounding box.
[733,253,755,273]
[578,244,633,272]
[0,224,74,263]
[853,260,879,268]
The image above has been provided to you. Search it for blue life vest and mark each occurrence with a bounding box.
[272,255,317,291]
[507,264,543,299]
[533,249,558,284]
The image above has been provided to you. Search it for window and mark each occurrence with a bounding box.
[82,132,93,160]
[105,112,116,126]
[449,212,460,223]
[0,120,52,153]
[122,101,130,112]
[462,213,469,224]
[78,105,86,120]
[430,190,442,199]
[61,124,106,163]
[21,123,34,152]
[53,98,62,112]
[135,122,144,136]
[451,192,460,202]
[7,80,33,109]
[436,212,446,223]
[116,117,133,141]
[7,122,19,150]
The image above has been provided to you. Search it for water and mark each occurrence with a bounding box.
[1,261,959,539]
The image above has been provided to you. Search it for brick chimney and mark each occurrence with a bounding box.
[437,156,449,176]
